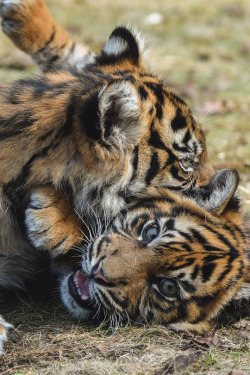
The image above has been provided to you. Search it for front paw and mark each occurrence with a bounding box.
[1,0,28,36]
[1,0,53,54]
[0,316,13,355]
[25,186,82,257]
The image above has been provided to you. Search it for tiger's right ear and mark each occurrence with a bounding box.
[189,169,240,215]
[96,26,145,67]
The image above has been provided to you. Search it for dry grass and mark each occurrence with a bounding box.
[0,0,250,373]
[1,302,250,374]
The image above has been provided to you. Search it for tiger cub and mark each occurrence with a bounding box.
[0,0,216,351]
[15,169,250,334]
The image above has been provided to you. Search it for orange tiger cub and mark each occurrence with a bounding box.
[0,0,216,352]
[23,169,250,334]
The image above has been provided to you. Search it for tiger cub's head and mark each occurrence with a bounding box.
[60,169,250,333]
[73,26,213,196]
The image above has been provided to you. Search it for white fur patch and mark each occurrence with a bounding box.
[0,316,13,355]
[233,286,250,300]
[127,25,146,52]
[103,36,128,56]
[196,169,237,213]
[99,80,141,147]
[1,0,23,5]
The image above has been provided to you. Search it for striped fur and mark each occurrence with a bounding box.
[0,0,232,350]
[58,170,250,333]
[24,170,250,334]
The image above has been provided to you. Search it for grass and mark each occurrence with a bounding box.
[0,0,249,373]
[1,302,250,374]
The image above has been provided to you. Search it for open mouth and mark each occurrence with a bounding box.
[68,270,94,310]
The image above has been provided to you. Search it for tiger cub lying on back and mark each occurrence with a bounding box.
[0,0,215,352]
[13,169,250,335]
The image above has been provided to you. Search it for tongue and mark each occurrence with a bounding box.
[73,270,90,300]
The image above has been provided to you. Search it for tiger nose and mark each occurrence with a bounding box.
[92,261,109,284]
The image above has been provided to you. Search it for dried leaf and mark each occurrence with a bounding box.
[155,351,204,374]
[95,343,110,356]
[191,331,219,349]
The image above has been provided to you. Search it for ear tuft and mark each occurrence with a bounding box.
[189,169,240,215]
[96,26,144,66]
[98,80,142,149]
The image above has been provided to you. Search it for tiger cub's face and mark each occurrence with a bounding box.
[60,170,250,333]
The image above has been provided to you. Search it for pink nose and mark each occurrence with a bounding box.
[93,261,109,284]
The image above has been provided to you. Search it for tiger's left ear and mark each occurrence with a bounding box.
[98,80,142,149]
[190,169,240,215]
[96,26,145,67]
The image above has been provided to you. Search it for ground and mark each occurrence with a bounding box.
[0,0,249,373]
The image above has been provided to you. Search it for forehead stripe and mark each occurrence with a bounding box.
[171,108,188,132]
[145,152,160,185]
[201,262,216,282]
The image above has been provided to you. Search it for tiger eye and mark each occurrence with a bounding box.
[143,223,159,243]
[158,279,178,297]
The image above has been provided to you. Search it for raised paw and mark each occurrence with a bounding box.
[1,0,93,71]
[1,0,50,49]
[25,185,83,257]
[0,316,13,355]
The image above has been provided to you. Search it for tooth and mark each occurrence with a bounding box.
[81,296,89,301]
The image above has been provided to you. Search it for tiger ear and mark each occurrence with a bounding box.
[98,80,142,149]
[96,26,144,67]
[190,169,240,215]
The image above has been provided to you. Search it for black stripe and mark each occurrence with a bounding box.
[183,129,191,144]
[193,293,219,307]
[181,243,193,252]
[171,108,188,132]
[50,237,67,252]
[97,27,140,66]
[148,130,176,167]
[163,218,175,231]
[172,142,189,153]
[169,91,187,106]
[201,262,216,282]
[130,213,150,229]
[191,265,199,280]
[138,85,148,100]
[131,146,139,181]
[37,26,56,53]
[217,262,232,283]
[145,82,164,120]
[108,291,128,309]
[167,257,195,271]
[170,165,186,182]
[0,128,23,140]
[78,92,101,141]
[98,290,113,309]
[145,152,160,185]
[190,228,207,244]
[181,281,196,293]
[96,236,111,257]
[3,143,53,199]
